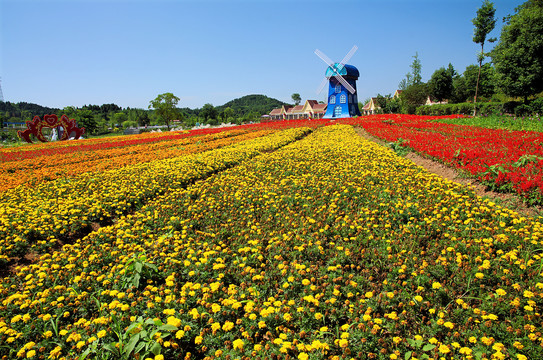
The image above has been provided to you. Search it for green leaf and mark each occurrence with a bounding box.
[405,351,412,360]
[158,324,178,331]
[150,341,162,355]
[124,333,141,356]
[422,344,436,351]
[132,273,141,288]
[134,342,146,355]
[78,348,92,360]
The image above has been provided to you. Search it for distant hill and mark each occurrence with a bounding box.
[216,94,288,116]
[0,101,60,118]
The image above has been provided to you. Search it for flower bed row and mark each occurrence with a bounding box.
[0,127,311,262]
[1,125,541,359]
[0,129,251,192]
[339,114,543,204]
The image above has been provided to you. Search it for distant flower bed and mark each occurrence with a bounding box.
[341,114,543,205]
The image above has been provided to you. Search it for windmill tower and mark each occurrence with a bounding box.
[315,46,361,119]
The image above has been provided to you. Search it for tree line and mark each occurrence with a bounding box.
[0,94,286,136]
[372,0,543,115]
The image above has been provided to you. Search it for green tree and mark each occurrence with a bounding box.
[148,93,181,130]
[222,107,234,123]
[112,112,127,129]
[428,66,454,102]
[291,93,301,105]
[63,106,77,119]
[410,52,422,85]
[472,0,497,113]
[464,63,496,100]
[400,83,429,114]
[200,103,218,125]
[76,109,97,135]
[491,0,543,102]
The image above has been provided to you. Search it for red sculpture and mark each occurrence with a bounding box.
[18,114,85,143]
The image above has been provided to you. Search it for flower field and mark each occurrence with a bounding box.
[341,115,543,204]
[1,119,542,360]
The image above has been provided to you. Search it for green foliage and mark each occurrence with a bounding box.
[291,93,301,105]
[427,112,543,132]
[387,138,410,156]
[428,66,454,102]
[410,52,422,85]
[400,83,429,114]
[491,0,543,100]
[148,93,181,130]
[472,0,497,48]
[121,253,160,290]
[76,109,98,135]
[200,103,218,125]
[221,107,235,123]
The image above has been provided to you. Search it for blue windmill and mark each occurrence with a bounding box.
[315,46,362,119]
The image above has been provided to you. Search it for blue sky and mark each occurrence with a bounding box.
[0,0,524,110]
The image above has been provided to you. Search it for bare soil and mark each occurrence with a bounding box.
[354,127,543,218]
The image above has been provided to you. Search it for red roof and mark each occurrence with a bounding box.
[312,104,327,111]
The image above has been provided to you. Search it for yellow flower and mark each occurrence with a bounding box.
[495,288,507,296]
[26,350,36,358]
[365,291,374,298]
[48,346,62,359]
[438,344,450,354]
[175,330,185,339]
[298,352,308,360]
[233,339,244,350]
[194,336,203,344]
[432,282,442,289]
[414,295,423,302]
[222,321,234,331]
[97,330,107,338]
[155,355,164,360]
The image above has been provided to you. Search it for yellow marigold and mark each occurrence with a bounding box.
[194,336,203,344]
[432,282,442,290]
[233,339,244,350]
[222,321,234,331]
[495,288,507,296]
[298,352,308,360]
[438,344,450,354]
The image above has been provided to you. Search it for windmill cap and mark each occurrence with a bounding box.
[325,64,359,79]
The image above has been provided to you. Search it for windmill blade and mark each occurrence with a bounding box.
[316,77,328,94]
[333,74,356,94]
[314,49,335,67]
[339,45,358,66]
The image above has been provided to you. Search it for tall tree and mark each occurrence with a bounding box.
[291,93,301,105]
[491,0,543,102]
[148,93,180,130]
[410,53,422,85]
[472,0,497,113]
[428,66,454,102]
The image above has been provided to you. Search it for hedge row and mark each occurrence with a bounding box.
[416,98,543,116]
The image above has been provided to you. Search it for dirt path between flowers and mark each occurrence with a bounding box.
[354,127,543,218]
